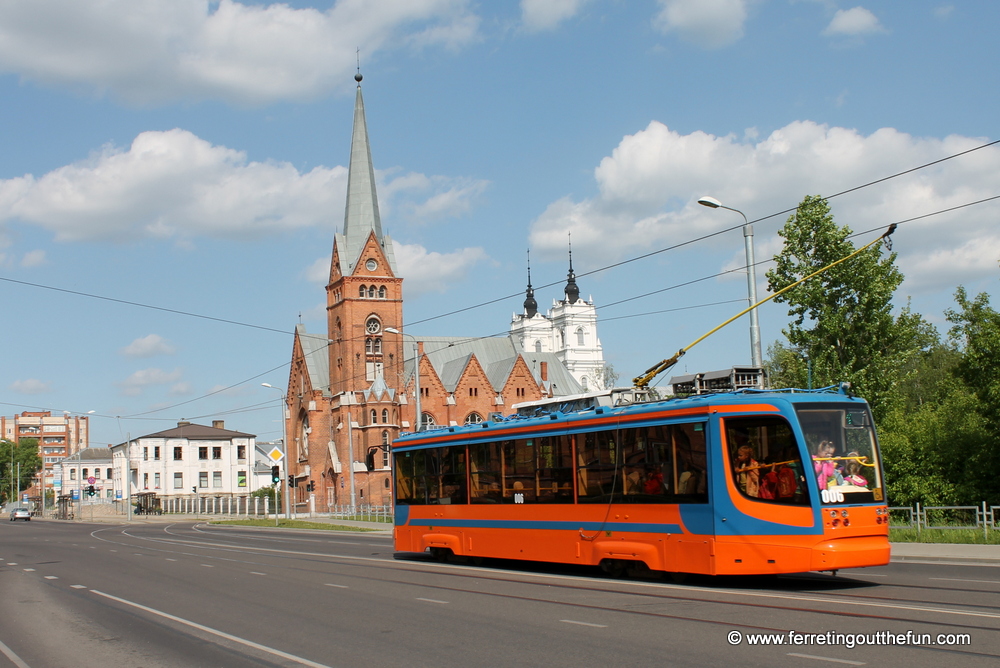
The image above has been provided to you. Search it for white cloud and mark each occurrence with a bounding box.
[119,367,183,396]
[394,243,489,296]
[653,0,747,48]
[0,129,486,243]
[823,7,885,37]
[304,257,332,284]
[120,334,176,358]
[0,0,480,106]
[528,120,1000,296]
[521,0,589,32]
[9,378,51,394]
[20,249,45,267]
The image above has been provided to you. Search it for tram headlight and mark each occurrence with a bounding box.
[841,510,849,518]
[829,510,837,518]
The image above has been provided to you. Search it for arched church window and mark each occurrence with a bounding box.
[366,338,374,354]
[300,414,310,456]
[382,409,389,423]
[465,412,484,425]
[421,413,435,430]
[378,285,386,299]
[366,317,381,334]
[373,338,382,354]
[371,409,378,424]
[534,340,542,353]
[359,285,367,298]
[576,328,585,346]
[368,286,377,298]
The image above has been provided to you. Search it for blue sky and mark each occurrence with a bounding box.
[1,0,997,447]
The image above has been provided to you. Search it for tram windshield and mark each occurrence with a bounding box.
[795,404,885,505]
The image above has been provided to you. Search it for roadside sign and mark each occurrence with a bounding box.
[87,476,96,484]
[267,447,284,463]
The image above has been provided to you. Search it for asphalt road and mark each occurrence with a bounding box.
[1,520,998,668]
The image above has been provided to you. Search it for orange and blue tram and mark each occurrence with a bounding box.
[391,385,889,576]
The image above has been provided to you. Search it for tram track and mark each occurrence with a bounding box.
[85,522,1000,661]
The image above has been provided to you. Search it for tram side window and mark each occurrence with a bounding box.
[673,423,708,501]
[725,417,807,505]
[437,446,467,505]
[577,429,618,503]
[536,435,574,503]
[469,441,502,503]
[503,439,537,503]
[618,425,670,501]
[393,450,420,505]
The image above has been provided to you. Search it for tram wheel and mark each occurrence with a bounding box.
[428,547,452,562]
[600,559,626,578]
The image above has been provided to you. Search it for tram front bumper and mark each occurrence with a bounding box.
[810,535,890,571]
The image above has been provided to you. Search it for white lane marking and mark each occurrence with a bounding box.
[560,620,607,628]
[23,569,35,572]
[71,585,87,589]
[851,573,887,577]
[200,564,214,568]
[787,653,865,665]
[416,598,448,604]
[166,558,177,562]
[91,590,333,668]
[7,563,18,566]
[325,584,348,588]
[930,577,1000,584]
[0,637,31,668]
[250,572,267,576]
[44,576,58,580]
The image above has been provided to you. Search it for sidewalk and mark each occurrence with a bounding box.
[890,542,1000,565]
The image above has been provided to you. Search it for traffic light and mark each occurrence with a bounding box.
[271,465,280,484]
[86,485,95,497]
[288,475,297,488]
[306,481,315,492]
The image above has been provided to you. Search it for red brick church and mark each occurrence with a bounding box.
[282,74,606,513]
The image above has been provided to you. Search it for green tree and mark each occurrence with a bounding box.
[765,195,928,420]
[0,438,43,504]
[947,286,1000,430]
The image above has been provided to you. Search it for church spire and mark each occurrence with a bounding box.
[334,72,397,276]
[564,234,580,304]
[523,249,538,318]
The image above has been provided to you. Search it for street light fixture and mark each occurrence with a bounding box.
[261,383,289,521]
[384,328,422,432]
[697,196,763,368]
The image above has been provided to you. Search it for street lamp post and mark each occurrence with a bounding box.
[697,196,763,368]
[385,328,421,432]
[261,383,290,521]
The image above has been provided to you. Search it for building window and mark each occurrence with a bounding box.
[83,468,89,478]
[212,446,222,460]
[371,409,378,424]
[465,413,484,424]
[373,338,382,354]
[143,447,148,461]
[106,468,112,479]
[154,473,161,489]
[382,409,389,423]
[143,472,149,489]
[576,328,586,346]
[199,472,208,488]
[378,285,386,299]
[534,340,542,352]
[154,446,160,460]
[70,469,76,480]
[366,338,374,354]
[199,447,208,460]
[359,285,367,298]
[421,413,435,430]
[173,446,182,460]
[237,445,246,460]
[174,472,183,489]
[238,471,247,488]
[381,432,390,468]
[368,286,376,298]
[212,471,222,488]
[469,387,478,397]
[365,317,381,334]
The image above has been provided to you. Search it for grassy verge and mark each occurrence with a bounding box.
[890,527,1000,544]
[209,518,380,532]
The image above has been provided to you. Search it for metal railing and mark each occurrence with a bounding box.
[889,502,998,536]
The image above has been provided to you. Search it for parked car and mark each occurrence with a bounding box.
[9,507,31,521]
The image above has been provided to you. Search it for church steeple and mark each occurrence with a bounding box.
[564,235,580,304]
[332,72,397,278]
[523,250,538,318]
